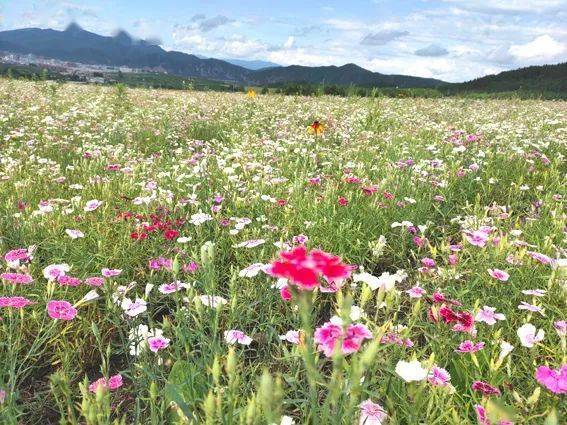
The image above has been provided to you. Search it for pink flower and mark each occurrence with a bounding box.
[57,275,82,287]
[0,296,35,308]
[47,300,77,320]
[88,374,123,393]
[456,340,485,353]
[0,272,33,284]
[526,251,554,265]
[406,285,426,298]
[475,306,506,326]
[359,399,387,425]
[102,268,122,277]
[421,257,436,268]
[314,321,372,357]
[0,389,5,404]
[85,276,105,287]
[554,320,566,337]
[4,248,32,266]
[488,269,509,281]
[65,229,84,239]
[148,335,171,352]
[224,330,253,345]
[535,365,567,394]
[428,366,451,387]
[474,404,512,425]
[267,246,353,291]
[84,199,102,212]
[471,381,501,396]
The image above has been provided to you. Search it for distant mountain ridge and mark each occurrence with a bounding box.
[0,25,444,88]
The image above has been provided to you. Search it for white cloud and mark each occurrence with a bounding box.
[508,35,566,61]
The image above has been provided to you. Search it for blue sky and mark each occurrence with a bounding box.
[1,0,566,82]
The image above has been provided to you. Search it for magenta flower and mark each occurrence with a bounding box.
[488,269,509,281]
[4,248,32,266]
[47,300,77,320]
[0,296,35,308]
[148,335,171,352]
[57,275,82,287]
[456,340,485,353]
[535,364,567,394]
[428,366,451,387]
[85,276,105,287]
[0,272,33,284]
[314,321,372,357]
[88,374,123,393]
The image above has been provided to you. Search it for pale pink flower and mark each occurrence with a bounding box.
[359,399,388,424]
[279,330,301,344]
[43,263,70,281]
[65,229,84,239]
[517,323,544,347]
[84,199,102,212]
[526,251,554,265]
[85,276,105,287]
[88,374,123,393]
[521,289,546,297]
[406,285,426,298]
[475,306,506,326]
[47,300,77,320]
[554,320,566,337]
[464,230,488,247]
[158,281,189,294]
[0,389,5,404]
[488,269,509,281]
[102,268,122,277]
[517,302,544,315]
[224,330,253,345]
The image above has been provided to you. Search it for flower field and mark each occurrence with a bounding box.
[0,80,565,424]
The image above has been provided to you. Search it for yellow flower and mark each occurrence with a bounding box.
[247,89,256,98]
[307,120,324,135]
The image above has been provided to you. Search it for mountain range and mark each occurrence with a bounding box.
[0,24,443,88]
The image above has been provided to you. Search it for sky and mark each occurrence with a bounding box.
[1,0,566,82]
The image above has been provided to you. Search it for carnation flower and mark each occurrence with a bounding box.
[395,359,428,382]
[47,300,77,320]
[88,374,123,393]
[224,330,253,345]
[534,364,567,394]
[359,399,387,425]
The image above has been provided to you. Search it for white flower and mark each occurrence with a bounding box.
[65,229,84,239]
[517,323,545,348]
[121,298,148,317]
[196,295,227,308]
[499,341,514,360]
[82,290,99,302]
[234,239,266,248]
[189,212,213,226]
[395,360,428,382]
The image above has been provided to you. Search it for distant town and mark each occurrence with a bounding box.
[0,51,157,83]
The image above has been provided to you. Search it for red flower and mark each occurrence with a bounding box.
[471,381,501,396]
[338,196,348,206]
[267,246,352,291]
[164,229,179,240]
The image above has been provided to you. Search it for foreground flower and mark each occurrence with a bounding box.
[517,323,544,347]
[534,364,567,394]
[314,321,372,357]
[395,359,428,382]
[359,399,387,424]
[267,246,353,291]
[224,330,253,345]
[88,374,123,393]
[47,300,77,320]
